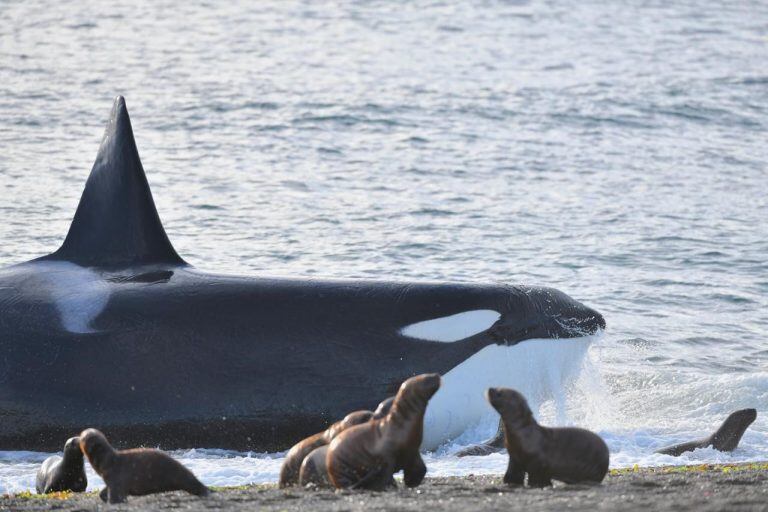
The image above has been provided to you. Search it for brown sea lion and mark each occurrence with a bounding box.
[298,445,331,487]
[279,410,373,488]
[36,437,87,494]
[78,428,209,503]
[280,396,395,488]
[656,408,757,456]
[488,387,609,487]
[327,373,441,491]
[372,396,395,419]
[298,396,396,488]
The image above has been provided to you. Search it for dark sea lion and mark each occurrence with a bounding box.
[488,387,609,487]
[454,418,506,457]
[79,428,208,503]
[327,373,441,491]
[279,410,374,488]
[35,436,87,494]
[656,408,757,456]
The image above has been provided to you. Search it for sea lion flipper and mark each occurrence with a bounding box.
[402,454,427,488]
[99,488,108,502]
[527,471,552,488]
[107,486,127,504]
[348,459,393,491]
[503,457,524,485]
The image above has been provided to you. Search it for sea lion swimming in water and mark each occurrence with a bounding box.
[79,428,209,503]
[656,408,757,456]
[454,418,505,457]
[298,397,396,488]
[488,387,609,487]
[35,437,87,494]
[280,397,395,488]
[327,374,440,491]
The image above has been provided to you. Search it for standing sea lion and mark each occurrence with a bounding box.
[298,396,396,488]
[327,373,441,491]
[656,408,757,456]
[488,387,609,487]
[79,428,209,503]
[280,396,395,488]
[36,437,87,494]
[279,410,373,488]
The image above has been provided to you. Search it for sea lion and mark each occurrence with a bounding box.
[35,436,87,494]
[78,428,209,503]
[656,408,757,456]
[373,397,395,419]
[279,410,373,488]
[488,387,609,487]
[327,373,441,491]
[454,418,506,457]
[298,445,331,487]
[298,396,397,488]
[280,396,395,488]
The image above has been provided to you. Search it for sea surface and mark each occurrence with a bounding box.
[0,0,766,493]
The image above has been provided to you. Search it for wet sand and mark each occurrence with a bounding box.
[3,463,766,512]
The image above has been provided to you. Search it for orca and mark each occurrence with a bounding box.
[0,97,605,451]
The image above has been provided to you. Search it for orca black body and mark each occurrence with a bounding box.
[0,97,605,451]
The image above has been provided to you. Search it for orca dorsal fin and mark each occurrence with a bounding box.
[49,96,186,268]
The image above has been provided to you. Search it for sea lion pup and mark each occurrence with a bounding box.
[78,428,209,504]
[327,373,441,491]
[454,418,506,457]
[488,387,609,487]
[36,436,87,494]
[298,396,396,488]
[280,396,395,488]
[279,410,373,488]
[656,408,757,456]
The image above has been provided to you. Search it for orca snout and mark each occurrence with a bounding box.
[531,287,606,338]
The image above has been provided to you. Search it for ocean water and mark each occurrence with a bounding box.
[0,0,766,494]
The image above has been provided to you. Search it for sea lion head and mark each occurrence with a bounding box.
[79,428,116,473]
[328,410,375,439]
[63,436,83,461]
[399,373,441,403]
[712,408,758,451]
[373,396,395,419]
[486,387,534,428]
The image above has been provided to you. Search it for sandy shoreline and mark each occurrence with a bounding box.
[2,463,766,512]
